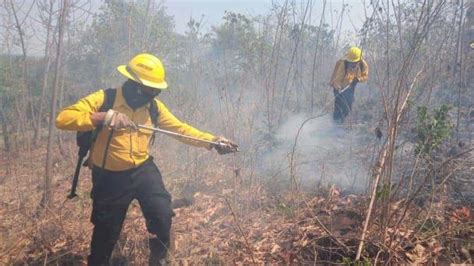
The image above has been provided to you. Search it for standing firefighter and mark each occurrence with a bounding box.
[56,53,238,265]
[329,47,369,123]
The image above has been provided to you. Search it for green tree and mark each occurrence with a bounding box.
[415,105,452,156]
[67,1,175,91]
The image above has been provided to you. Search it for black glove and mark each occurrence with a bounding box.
[212,136,239,155]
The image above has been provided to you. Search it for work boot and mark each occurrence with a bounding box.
[149,237,169,266]
[149,255,168,266]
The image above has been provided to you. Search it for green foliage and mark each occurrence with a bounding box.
[341,257,372,265]
[415,105,452,155]
[67,1,175,89]
[275,202,295,218]
[211,11,261,72]
[375,183,391,200]
[0,56,22,99]
[416,218,441,233]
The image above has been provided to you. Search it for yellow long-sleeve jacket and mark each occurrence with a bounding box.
[56,87,215,171]
[329,59,369,90]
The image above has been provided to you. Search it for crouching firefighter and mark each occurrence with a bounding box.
[56,53,239,265]
[329,46,369,123]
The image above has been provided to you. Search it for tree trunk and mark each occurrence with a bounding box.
[42,0,68,209]
[9,0,37,132]
[455,0,465,140]
[0,99,11,152]
[310,0,327,113]
[57,58,67,157]
[33,0,55,145]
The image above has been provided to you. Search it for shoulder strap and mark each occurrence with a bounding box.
[101,88,156,125]
[148,99,159,145]
[93,88,117,136]
[149,99,159,127]
[99,88,117,112]
[100,88,157,127]
[358,60,365,72]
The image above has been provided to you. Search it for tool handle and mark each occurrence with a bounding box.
[137,124,223,146]
[68,155,84,199]
[137,124,239,153]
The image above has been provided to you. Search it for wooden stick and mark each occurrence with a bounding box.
[355,70,421,260]
[224,198,257,264]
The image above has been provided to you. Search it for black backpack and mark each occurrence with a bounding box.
[68,88,158,198]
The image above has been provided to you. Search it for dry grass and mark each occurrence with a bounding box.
[0,143,472,265]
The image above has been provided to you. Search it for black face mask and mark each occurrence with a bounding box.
[122,80,156,110]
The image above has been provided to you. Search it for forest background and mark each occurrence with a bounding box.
[0,0,473,264]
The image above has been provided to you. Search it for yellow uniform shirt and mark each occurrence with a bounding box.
[56,87,215,171]
[329,59,369,90]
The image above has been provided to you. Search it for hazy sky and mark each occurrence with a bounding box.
[165,0,270,33]
[164,0,367,34]
[1,0,369,55]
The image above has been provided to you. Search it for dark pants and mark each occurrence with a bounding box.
[87,158,172,266]
[333,85,356,123]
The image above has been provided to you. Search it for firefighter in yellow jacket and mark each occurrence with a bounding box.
[329,47,369,123]
[56,53,238,265]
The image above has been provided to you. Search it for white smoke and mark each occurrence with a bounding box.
[260,113,371,192]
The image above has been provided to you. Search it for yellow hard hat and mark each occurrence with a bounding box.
[117,53,168,90]
[345,47,362,62]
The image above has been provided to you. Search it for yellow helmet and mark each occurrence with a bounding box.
[345,46,362,62]
[117,53,168,90]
